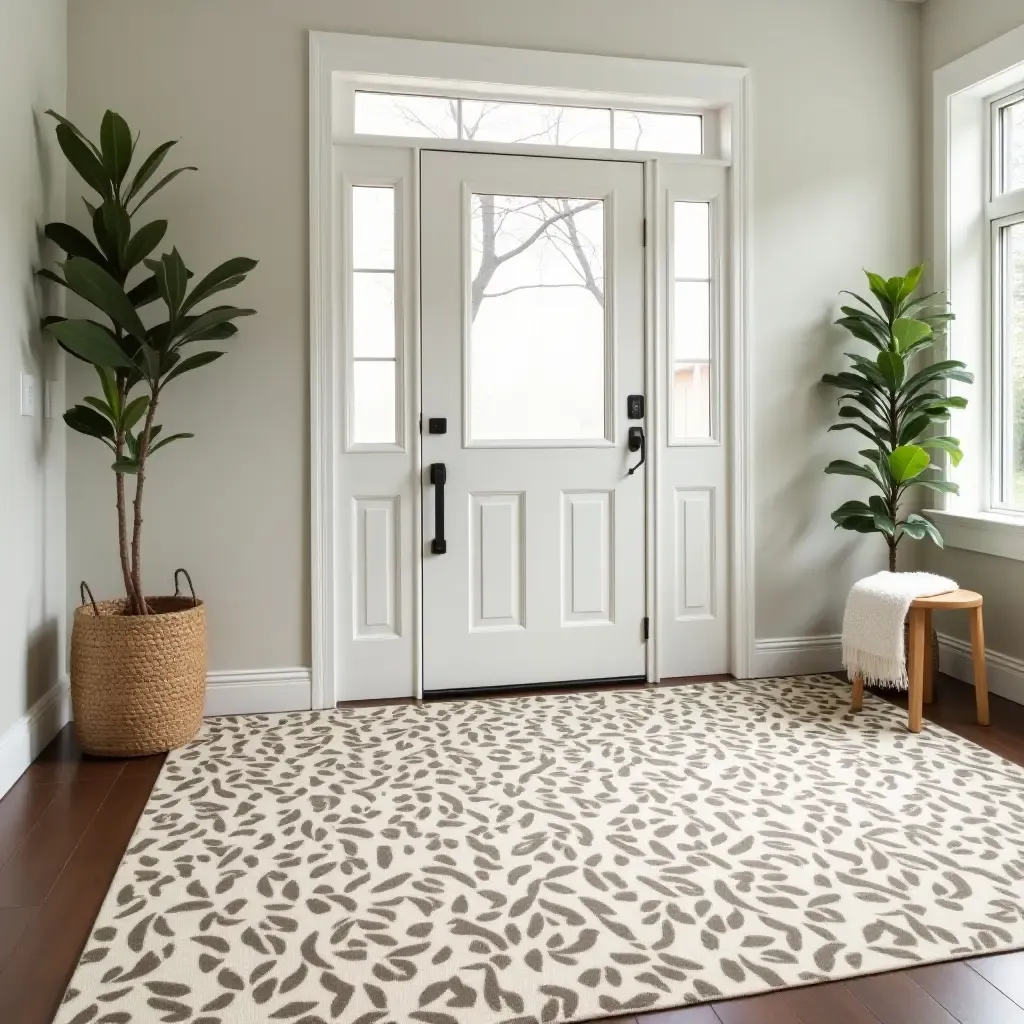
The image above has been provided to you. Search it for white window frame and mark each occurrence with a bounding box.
[342,174,408,452]
[310,32,752,709]
[930,23,1024,562]
[667,194,724,445]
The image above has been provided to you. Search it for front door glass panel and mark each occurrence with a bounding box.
[468,193,607,442]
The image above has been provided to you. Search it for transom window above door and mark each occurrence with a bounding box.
[354,91,703,155]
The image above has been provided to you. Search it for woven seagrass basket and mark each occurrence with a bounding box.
[70,571,207,757]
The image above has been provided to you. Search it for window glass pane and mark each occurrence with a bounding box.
[672,363,712,439]
[1007,222,1024,508]
[353,272,395,358]
[352,186,394,269]
[1005,100,1024,194]
[674,281,711,360]
[354,91,458,139]
[614,110,703,154]
[674,202,710,279]
[469,193,605,441]
[352,361,396,444]
[461,100,610,148]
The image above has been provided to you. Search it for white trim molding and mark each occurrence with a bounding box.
[933,24,1024,526]
[939,632,1024,706]
[204,669,312,717]
[0,682,71,800]
[751,635,843,678]
[309,31,754,704]
[0,671,313,799]
[926,508,1024,562]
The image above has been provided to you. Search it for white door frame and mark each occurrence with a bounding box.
[309,31,754,709]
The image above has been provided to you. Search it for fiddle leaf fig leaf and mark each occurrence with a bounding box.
[888,444,930,484]
[99,110,133,187]
[54,124,110,198]
[163,350,224,385]
[146,248,190,318]
[62,257,147,340]
[64,404,115,441]
[901,513,944,547]
[897,264,924,305]
[825,460,881,485]
[892,318,932,354]
[918,435,964,467]
[126,140,176,202]
[183,257,258,313]
[876,350,905,389]
[46,319,134,369]
[148,431,194,454]
[124,220,168,271]
[120,395,150,433]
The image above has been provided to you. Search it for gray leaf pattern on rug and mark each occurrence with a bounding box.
[55,676,1024,1024]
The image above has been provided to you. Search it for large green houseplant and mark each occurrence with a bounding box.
[823,264,969,571]
[43,110,257,755]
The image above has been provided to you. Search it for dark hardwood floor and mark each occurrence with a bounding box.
[0,673,1022,1024]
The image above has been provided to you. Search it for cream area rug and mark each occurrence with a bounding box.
[57,675,1024,1024]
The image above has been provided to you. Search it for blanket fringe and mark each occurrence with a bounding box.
[842,645,908,691]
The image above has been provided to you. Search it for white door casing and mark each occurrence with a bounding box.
[311,34,752,707]
[420,151,647,691]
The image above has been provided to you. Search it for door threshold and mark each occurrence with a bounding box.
[423,675,648,700]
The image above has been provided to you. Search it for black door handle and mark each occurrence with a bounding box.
[430,463,447,554]
[627,425,646,476]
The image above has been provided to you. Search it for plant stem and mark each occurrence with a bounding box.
[887,366,900,574]
[115,443,141,614]
[114,373,142,614]
[130,387,160,614]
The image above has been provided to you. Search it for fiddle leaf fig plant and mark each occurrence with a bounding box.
[822,264,970,572]
[41,110,258,614]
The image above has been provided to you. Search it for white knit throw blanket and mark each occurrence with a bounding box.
[841,571,957,689]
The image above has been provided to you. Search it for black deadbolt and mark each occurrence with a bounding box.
[428,417,447,434]
[627,395,645,419]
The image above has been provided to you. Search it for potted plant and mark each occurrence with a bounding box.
[42,110,257,756]
[822,264,969,568]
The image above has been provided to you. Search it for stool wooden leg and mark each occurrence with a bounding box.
[851,674,864,712]
[969,605,990,726]
[908,607,926,733]
[923,610,935,705]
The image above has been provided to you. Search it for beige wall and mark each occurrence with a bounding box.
[66,0,921,671]
[921,0,1024,655]
[0,0,67,737]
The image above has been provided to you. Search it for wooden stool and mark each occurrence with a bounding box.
[851,589,989,733]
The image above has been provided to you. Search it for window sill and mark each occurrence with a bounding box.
[925,509,1024,563]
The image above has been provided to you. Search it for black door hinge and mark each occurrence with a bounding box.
[642,218,648,248]
[643,616,650,641]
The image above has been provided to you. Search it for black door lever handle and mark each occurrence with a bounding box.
[627,425,646,476]
[430,463,447,554]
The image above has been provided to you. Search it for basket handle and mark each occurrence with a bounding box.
[79,581,99,616]
[174,568,198,607]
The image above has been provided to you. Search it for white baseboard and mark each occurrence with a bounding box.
[204,667,312,717]
[0,670,310,799]
[751,634,843,677]
[0,682,71,800]
[938,632,1024,706]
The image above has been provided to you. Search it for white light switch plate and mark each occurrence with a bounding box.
[20,373,36,417]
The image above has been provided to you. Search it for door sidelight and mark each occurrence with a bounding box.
[430,463,447,554]
[627,425,646,476]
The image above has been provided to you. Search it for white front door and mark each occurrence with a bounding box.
[421,151,647,692]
